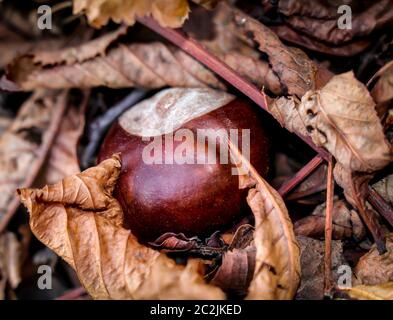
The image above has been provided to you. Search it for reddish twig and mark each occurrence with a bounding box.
[137,17,393,226]
[324,155,335,297]
[56,287,86,300]
[278,155,324,197]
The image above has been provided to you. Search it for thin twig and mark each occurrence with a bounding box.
[278,155,324,197]
[56,287,86,300]
[324,155,335,298]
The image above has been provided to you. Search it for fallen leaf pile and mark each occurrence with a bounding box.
[0,0,392,301]
[0,90,67,230]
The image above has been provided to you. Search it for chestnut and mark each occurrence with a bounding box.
[98,88,270,242]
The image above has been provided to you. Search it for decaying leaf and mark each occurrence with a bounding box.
[229,141,301,300]
[270,25,371,57]
[284,0,393,45]
[0,232,22,300]
[210,224,256,296]
[18,154,225,299]
[271,72,392,173]
[27,25,128,66]
[369,60,393,120]
[265,0,339,19]
[3,34,282,95]
[354,233,393,286]
[373,173,393,207]
[294,199,365,241]
[300,72,392,172]
[73,0,189,28]
[333,164,386,253]
[296,236,345,300]
[40,91,89,185]
[3,42,224,91]
[0,90,67,231]
[341,282,393,300]
[369,60,393,106]
[229,4,319,97]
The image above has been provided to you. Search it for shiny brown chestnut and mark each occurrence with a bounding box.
[98,88,270,242]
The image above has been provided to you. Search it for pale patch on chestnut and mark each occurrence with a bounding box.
[119,88,235,137]
[98,88,270,241]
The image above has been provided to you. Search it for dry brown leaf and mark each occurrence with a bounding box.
[0,90,67,230]
[284,0,393,45]
[270,25,371,57]
[296,236,345,300]
[229,4,319,97]
[267,96,307,137]
[3,42,224,91]
[373,173,393,207]
[40,91,89,185]
[0,232,22,300]
[369,60,393,107]
[268,0,338,19]
[229,141,301,300]
[3,38,282,94]
[211,246,256,296]
[341,282,393,300]
[18,154,225,300]
[294,199,365,241]
[29,26,128,66]
[354,233,393,286]
[210,224,255,296]
[270,72,392,174]
[73,0,191,28]
[333,164,386,253]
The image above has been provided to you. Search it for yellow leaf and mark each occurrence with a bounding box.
[341,282,393,300]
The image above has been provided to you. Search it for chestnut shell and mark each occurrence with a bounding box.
[98,99,270,242]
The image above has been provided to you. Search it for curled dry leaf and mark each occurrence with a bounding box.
[294,199,365,241]
[3,34,282,95]
[276,71,391,172]
[40,91,89,185]
[341,282,393,300]
[0,90,67,231]
[228,141,301,300]
[73,0,190,28]
[18,154,225,300]
[354,233,393,286]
